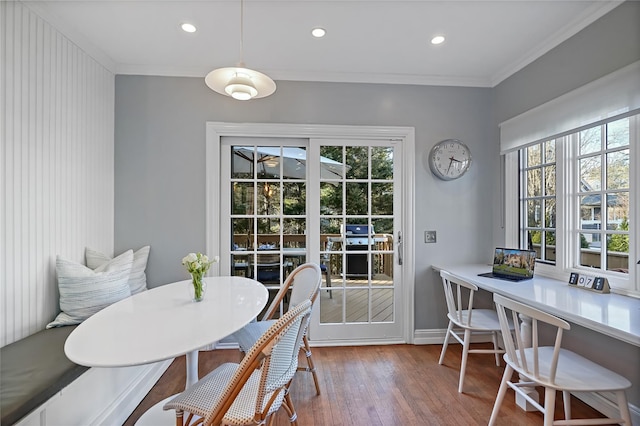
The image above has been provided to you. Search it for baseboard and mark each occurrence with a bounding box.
[573,391,640,425]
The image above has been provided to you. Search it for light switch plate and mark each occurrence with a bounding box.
[425,230,437,243]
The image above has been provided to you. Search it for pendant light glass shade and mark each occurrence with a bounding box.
[204,0,276,100]
[205,66,275,100]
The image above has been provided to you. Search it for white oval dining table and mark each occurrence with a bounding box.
[64,276,268,424]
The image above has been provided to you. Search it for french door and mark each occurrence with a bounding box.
[210,123,413,345]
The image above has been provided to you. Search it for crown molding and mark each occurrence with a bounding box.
[490,1,623,87]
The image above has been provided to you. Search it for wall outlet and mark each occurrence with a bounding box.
[425,230,437,243]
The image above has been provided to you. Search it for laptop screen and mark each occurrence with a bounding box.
[492,248,536,279]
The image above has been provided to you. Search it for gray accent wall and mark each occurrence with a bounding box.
[491,0,640,411]
[114,78,494,332]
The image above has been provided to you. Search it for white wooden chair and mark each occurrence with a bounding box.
[163,300,313,426]
[232,263,322,395]
[438,270,513,393]
[489,293,632,426]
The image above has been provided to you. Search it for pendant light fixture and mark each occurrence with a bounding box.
[205,0,276,100]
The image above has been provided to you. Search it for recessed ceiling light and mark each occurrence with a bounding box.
[311,27,326,38]
[431,35,445,45]
[181,23,197,33]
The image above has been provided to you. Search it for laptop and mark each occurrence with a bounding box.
[478,247,537,282]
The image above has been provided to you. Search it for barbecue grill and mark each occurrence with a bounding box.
[343,224,375,276]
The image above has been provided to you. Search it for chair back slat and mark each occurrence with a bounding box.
[493,293,570,387]
[440,270,478,327]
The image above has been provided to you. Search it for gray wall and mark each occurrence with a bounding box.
[114,78,494,332]
[491,0,640,409]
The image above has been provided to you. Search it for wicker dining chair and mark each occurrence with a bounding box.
[232,263,322,395]
[163,299,313,426]
[489,293,632,426]
[438,270,514,393]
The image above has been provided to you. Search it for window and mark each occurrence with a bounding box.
[520,140,556,264]
[514,114,637,295]
[576,118,630,274]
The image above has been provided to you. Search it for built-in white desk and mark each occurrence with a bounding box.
[433,264,640,416]
[433,264,640,347]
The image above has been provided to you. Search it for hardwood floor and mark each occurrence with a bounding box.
[123,343,604,426]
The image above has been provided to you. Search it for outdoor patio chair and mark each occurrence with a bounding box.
[438,270,514,393]
[163,300,312,426]
[232,262,322,395]
[489,293,632,426]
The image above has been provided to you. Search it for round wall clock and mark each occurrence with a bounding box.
[428,139,472,181]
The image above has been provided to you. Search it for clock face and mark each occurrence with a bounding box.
[429,139,471,181]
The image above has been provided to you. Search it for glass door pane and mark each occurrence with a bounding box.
[318,144,396,326]
[230,143,308,319]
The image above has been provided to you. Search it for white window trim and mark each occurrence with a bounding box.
[504,116,638,296]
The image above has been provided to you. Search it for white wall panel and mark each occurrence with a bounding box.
[1,2,115,346]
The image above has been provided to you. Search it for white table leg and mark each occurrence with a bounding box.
[516,313,540,411]
[186,350,199,388]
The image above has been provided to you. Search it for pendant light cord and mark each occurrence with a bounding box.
[239,0,245,66]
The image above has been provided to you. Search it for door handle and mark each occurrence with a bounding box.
[397,231,403,265]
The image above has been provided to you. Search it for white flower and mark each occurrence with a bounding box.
[182,252,198,264]
[213,256,220,263]
[201,254,209,263]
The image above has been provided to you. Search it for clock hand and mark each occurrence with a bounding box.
[446,157,454,174]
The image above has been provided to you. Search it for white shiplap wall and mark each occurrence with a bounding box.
[1,1,115,346]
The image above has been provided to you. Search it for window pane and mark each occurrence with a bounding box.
[257,218,280,246]
[282,218,306,249]
[580,155,601,191]
[544,140,555,163]
[579,233,601,269]
[580,194,602,230]
[544,165,556,196]
[526,169,541,197]
[346,146,368,179]
[371,147,393,180]
[232,218,253,250]
[607,193,628,230]
[527,144,541,167]
[345,182,368,215]
[545,231,556,261]
[258,182,281,215]
[283,182,306,215]
[371,183,393,215]
[232,182,254,215]
[527,199,541,227]
[544,199,556,228]
[606,149,629,190]
[257,146,281,180]
[232,146,254,178]
[320,182,342,215]
[607,117,629,149]
[372,218,393,235]
[579,126,601,155]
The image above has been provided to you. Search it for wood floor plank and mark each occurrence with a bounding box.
[123,344,606,426]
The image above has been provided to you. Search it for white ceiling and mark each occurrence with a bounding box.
[27,0,622,87]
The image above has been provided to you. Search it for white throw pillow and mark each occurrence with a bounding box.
[86,246,150,294]
[46,250,133,328]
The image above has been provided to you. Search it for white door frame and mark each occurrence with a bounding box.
[206,122,416,344]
